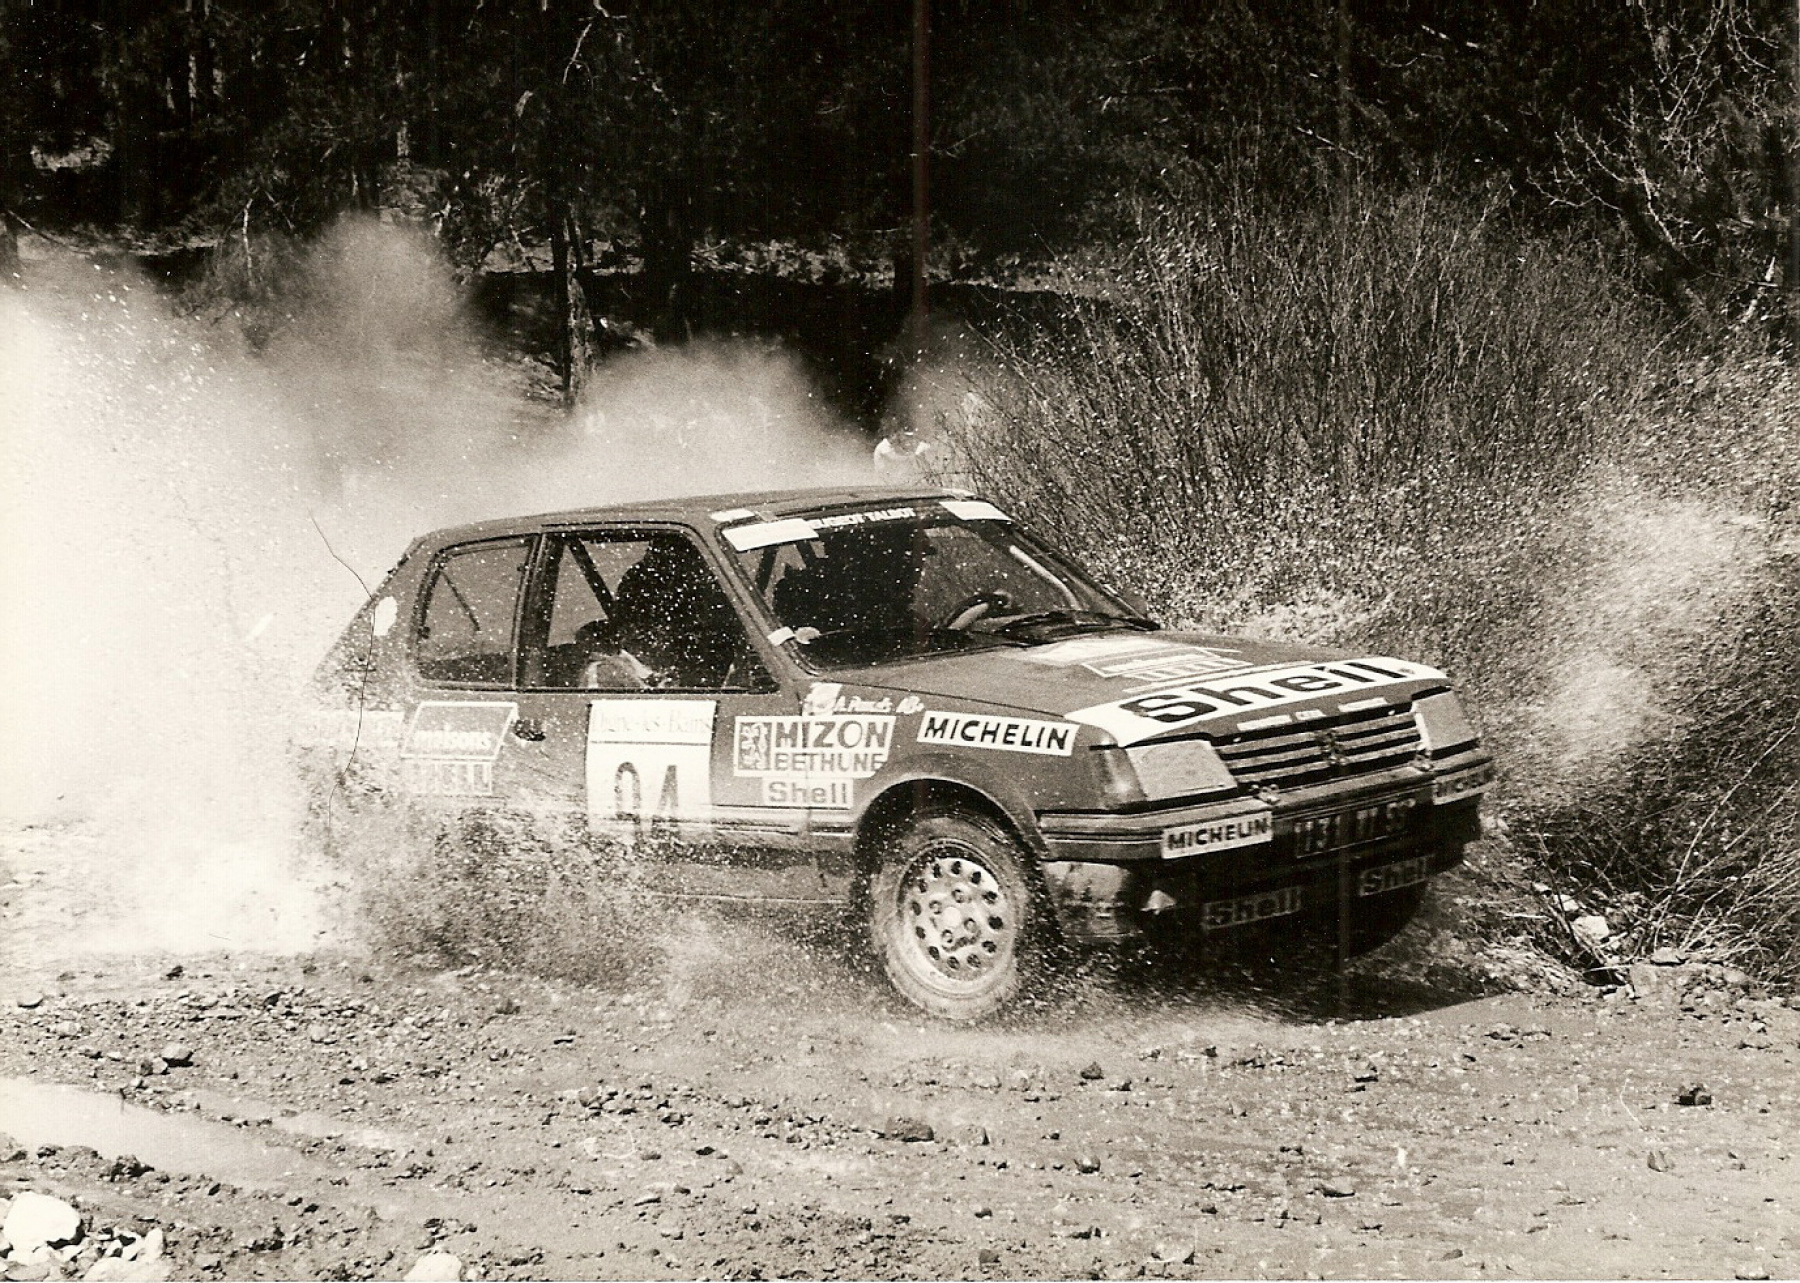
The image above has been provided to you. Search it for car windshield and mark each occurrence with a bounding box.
[731,505,1155,668]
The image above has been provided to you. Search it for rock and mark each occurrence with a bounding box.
[1650,947,1685,966]
[13,993,43,1010]
[104,1155,151,1180]
[1646,1149,1675,1173]
[1629,963,1680,1004]
[122,1230,163,1264]
[3,1192,82,1261]
[1349,1060,1379,1083]
[949,1123,989,1147]
[1074,1154,1102,1174]
[977,1248,1001,1267]
[1677,1083,1713,1107]
[402,1251,463,1282]
[1316,1181,1357,1198]
[1151,1240,1195,1264]
[83,1257,171,1282]
[1572,915,1610,944]
[882,1117,934,1143]
[157,1045,192,1068]
[973,1205,993,1219]
[1078,1062,1105,1081]
[306,1023,333,1044]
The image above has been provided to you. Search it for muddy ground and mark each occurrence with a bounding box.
[2,825,1796,1282]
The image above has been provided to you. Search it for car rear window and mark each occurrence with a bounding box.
[416,538,532,686]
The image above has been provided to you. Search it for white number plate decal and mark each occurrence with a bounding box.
[586,700,717,837]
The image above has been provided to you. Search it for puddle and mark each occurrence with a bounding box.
[178,1086,409,1153]
[0,1075,353,1189]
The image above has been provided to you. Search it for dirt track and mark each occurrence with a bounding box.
[2,825,1796,1282]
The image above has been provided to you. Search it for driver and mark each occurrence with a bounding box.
[573,619,652,690]
[612,535,745,687]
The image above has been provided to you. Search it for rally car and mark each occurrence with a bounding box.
[309,486,1492,1020]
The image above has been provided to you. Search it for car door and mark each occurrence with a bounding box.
[401,533,534,809]
[509,525,838,900]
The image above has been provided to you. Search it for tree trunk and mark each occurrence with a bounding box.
[550,204,594,405]
[637,180,693,340]
[0,213,20,286]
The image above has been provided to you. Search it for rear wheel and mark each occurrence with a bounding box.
[868,810,1047,1021]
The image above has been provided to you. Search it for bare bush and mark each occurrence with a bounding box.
[929,187,1800,982]
[330,804,666,988]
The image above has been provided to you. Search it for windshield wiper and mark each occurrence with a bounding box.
[988,609,1160,636]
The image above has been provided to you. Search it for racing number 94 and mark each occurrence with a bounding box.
[612,759,684,843]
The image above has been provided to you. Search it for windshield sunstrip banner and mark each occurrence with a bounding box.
[1068,657,1445,745]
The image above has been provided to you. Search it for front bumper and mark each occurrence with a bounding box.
[1036,756,1490,941]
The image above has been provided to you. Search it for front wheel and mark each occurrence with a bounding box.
[868,810,1048,1021]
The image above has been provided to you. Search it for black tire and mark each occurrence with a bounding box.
[1345,883,1429,956]
[868,809,1048,1022]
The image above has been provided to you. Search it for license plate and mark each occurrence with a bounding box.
[1292,796,1418,858]
[1200,886,1303,931]
[1358,856,1429,897]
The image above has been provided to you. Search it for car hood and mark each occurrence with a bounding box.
[836,630,1451,745]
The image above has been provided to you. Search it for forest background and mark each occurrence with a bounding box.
[4,0,1800,986]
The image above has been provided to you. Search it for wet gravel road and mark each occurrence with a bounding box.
[3,830,1797,1281]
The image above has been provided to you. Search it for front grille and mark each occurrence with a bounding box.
[1210,706,1421,791]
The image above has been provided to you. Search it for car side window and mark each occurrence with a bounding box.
[528,531,772,692]
[416,538,531,686]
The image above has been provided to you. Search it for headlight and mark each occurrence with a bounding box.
[1415,691,1478,755]
[1108,739,1236,802]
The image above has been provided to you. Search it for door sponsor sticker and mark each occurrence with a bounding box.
[587,699,717,837]
[1161,810,1273,857]
[915,712,1078,756]
[400,700,517,796]
[1069,657,1444,745]
[733,714,896,809]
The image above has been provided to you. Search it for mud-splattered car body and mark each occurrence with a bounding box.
[309,487,1492,1018]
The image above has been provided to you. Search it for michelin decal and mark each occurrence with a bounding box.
[916,712,1078,756]
[1162,811,1273,857]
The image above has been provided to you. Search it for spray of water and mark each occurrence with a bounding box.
[1521,472,1782,797]
[0,219,871,960]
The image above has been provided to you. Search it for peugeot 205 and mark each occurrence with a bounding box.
[308,487,1492,1020]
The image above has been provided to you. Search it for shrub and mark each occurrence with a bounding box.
[330,803,667,988]
[929,185,1800,983]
